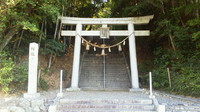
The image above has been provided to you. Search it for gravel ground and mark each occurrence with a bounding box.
[0,89,200,112]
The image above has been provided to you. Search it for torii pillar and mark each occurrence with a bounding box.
[67,23,82,91]
[128,23,139,90]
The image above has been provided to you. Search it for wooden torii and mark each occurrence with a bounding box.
[60,15,154,91]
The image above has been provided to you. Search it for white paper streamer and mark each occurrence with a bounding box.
[108,48,111,52]
[101,49,105,55]
[118,45,122,51]
[123,41,126,45]
[86,44,90,50]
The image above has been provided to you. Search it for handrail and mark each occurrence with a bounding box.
[79,51,86,81]
[149,72,153,97]
[103,39,106,89]
[57,70,63,97]
[103,54,106,88]
[122,52,132,85]
[149,72,166,112]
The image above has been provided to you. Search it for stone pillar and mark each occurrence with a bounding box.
[24,43,40,98]
[68,23,82,91]
[128,23,139,89]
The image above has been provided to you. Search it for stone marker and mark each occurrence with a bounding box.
[24,43,40,99]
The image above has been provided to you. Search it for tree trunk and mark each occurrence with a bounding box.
[17,29,24,48]
[169,33,176,51]
[196,0,199,18]
[38,19,45,48]
[159,0,176,51]
[0,27,18,52]
[48,16,59,69]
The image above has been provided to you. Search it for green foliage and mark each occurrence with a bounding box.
[19,21,39,32]
[152,67,169,88]
[11,61,28,91]
[0,52,15,93]
[41,39,65,56]
[66,0,104,17]
[0,52,28,93]
[171,67,200,96]
[0,0,64,51]
[39,78,49,91]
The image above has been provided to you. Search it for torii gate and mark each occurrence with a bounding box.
[60,15,154,91]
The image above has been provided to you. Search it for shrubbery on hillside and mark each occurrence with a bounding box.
[0,52,28,93]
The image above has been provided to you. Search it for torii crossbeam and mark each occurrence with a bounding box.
[60,15,154,91]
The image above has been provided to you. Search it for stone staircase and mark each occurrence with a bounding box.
[59,54,156,112]
[79,54,104,89]
[79,53,131,90]
[105,54,131,89]
[56,91,156,112]
[57,99,155,112]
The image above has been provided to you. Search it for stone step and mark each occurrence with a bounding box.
[81,69,127,72]
[105,73,128,75]
[81,64,103,66]
[106,62,125,64]
[79,80,104,83]
[79,78,130,82]
[79,80,130,84]
[79,76,102,78]
[79,84,103,87]
[79,75,103,78]
[59,110,156,112]
[59,104,155,110]
[80,87,131,91]
[79,83,130,87]
[105,85,131,88]
[80,77,129,80]
[81,65,103,67]
[105,58,124,60]
[106,60,124,61]
[79,80,129,83]
[82,62,103,64]
[82,65,127,67]
[79,85,104,88]
[80,74,128,77]
[80,73,127,76]
[107,67,127,70]
[80,71,104,74]
[80,75,128,78]
[104,73,128,76]
[105,83,131,86]
[83,58,103,60]
[81,68,103,71]
[59,99,153,105]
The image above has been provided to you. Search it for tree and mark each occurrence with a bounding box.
[0,0,64,52]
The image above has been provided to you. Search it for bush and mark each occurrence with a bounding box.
[171,68,200,96]
[11,61,28,91]
[152,67,169,89]
[39,78,49,91]
[0,52,15,93]
[41,39,65,56]
[0,52,28,93]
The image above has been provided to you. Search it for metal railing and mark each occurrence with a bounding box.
[103,54,106,88]
[149,72,166,112]
[78,51,86,82]
[122,52,132,85]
